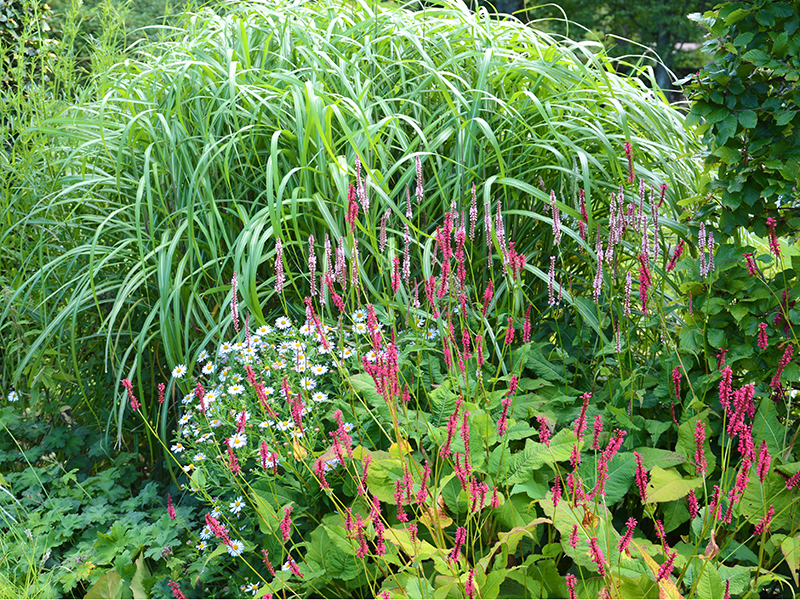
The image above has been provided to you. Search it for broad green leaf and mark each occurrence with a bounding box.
[428,383,458,428]
[752,401,786,458]
[524,346,565,382]
[632,448,686,470]
[740,472,793,531]
[129,554,150,599]
[406,576,436,598]
[645,466,702,503]
[578,452,637,505]
[717,565,754,594]
[540,496,620,572]
[477,518,551,572]
[84,570,124,600]
[325,545,361,581]
[697,565,725,599]
[489,430,578,484]
[348,373,385,408]
[781,536,800,587]
[738,110,757,129]
[615,575,659,599]
[384,527,442,560]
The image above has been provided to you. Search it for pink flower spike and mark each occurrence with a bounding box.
[465,568,476,599]
[666,240,684,272]
[617,517,637,553]
[538,415,551,446]
[757,440,771,483]
[624,141,635,183]
[591,415,603,450]
[230,271,239,332]
[504,317,515,345]
[756,322,769,350]
[157,382,165,405]
[569,524,579,549]
[588,536,608,577]
[168,581,187,599]
[743,252,758,276]
[657,551,677,582]
[121,379,140,411]
[766,217,781,258]
[448,526,467,563]
[566,573,577,600]
[754,505,775,536]
[275,238,285,294]
[634,451,648,503]
[167,494,176,520]
[694,421,707,477]
[280,506,293,541]
[687,489,699,520]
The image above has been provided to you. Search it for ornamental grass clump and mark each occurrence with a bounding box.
[125,150,798,598]
[2,0,701,460]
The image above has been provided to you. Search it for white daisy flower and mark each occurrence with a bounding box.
[194,452,206,461]
[209,419,223,428]
[229,496,245,514]
[219,342,234,354]
[228,384,245,396]
[199,526,212,540]
[339,347,354,359]
[7,390,19,402]
[198,433,213,443]
[202,362,215,375]
[299,377,316,390]
[182,463,195,473]
[245,583,258,595]
[343,422,355,432]
[204,390,218,404]
[211,509,221,518]
[263,386,275,396]
[258,421,271,429]
[364,350,378,362]
[229,433,248,449]
[352,322,368,335]
[227,540,245,557]
[275,317,292,329]
[196,540,208,551]
[310,364,329,376]
[298,323,312,336]
[352,309,367,322]
[197,350,209,363]
[171,443,185,453]
[312,392,328,403]
[255,325,270,336]
[178,414,193,426]
[181,392,195,405]
[426,327,439,340]
[172,364,188,379]
[275,420,293,432]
